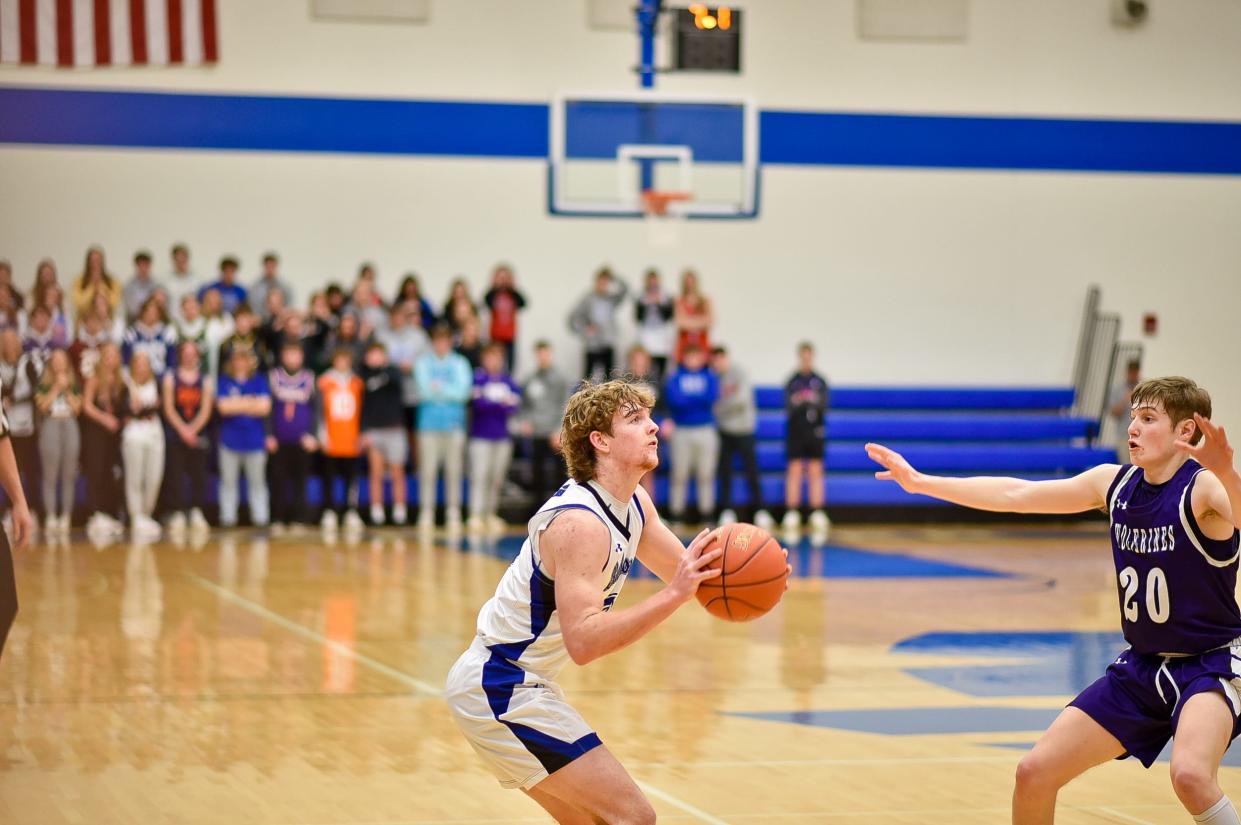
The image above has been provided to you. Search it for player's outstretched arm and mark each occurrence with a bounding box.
[865,442,1117,515]
[1179,413,1241,535]
[544,509,721,667]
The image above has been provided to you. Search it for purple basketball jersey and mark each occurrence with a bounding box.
[269,367,315,444]
[1107,459,1241,655]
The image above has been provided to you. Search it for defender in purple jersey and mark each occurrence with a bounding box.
[868,377,1241,825]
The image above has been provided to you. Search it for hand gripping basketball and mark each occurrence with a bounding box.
[669,527,724,605]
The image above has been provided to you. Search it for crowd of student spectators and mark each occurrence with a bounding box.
[0,246,831,540]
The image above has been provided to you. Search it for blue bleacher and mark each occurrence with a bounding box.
[654,384,1104,511]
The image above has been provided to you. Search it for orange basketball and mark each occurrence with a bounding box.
[695,523,789,621]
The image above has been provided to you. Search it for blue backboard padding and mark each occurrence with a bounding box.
[754,413,1094,441]
[4,86,1241,176]
[751,387,1075,411]
[563,100,745,161]
[760,109,1241,174]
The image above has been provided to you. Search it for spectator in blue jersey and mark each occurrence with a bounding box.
[663,342,720,525]
[199,256,248,316]
[783,341,830,536]
[711,345,772,529]
[360,342,409,526]
[123,250,166,324]
[468,343,521,534]
[162,340,214,535]
[267,341,318,532]
[414,323,472,534]
[122,296,177,376]
[216,349,271,528]
[249,252,294,320]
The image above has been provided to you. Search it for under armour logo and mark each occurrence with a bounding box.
[1117,501,1129,510]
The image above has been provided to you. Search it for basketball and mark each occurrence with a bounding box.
[695,523,788,621]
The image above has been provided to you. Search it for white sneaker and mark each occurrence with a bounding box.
[57,513,72,534]
[486,514,507,535]
[343,509,365,531]
[42,514,57,535]
[321,510,339,532]
[466,515,485,534]
[270,521,286,536]
[189,508,209,531]
[391,503,408,525]
[754,509,775,531]
[133,514,162,540]
[782,510,802,532]
[168,512,188,535]
[445,508,462,536]
[370,505,386,526]
[103,513,126,537]
[718,509,738,526]
[809,509,831,535]
[417,509,434,533]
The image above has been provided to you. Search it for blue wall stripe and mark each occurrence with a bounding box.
[3,86,1241,175]
[760,109,1241,174]
[0,87,549,157]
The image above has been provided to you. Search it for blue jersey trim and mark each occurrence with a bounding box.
[582,481,631,540]
[633,494,646,527]
[479,562,602,775]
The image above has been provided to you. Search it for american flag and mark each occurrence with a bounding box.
[0,0,217,67]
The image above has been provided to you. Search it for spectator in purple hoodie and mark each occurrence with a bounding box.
[467,343,521,534]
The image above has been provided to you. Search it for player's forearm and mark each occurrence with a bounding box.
[0,438,28,513]
[564,587,686,666]
[910,474,1034,513]
[1216,468,1241,531]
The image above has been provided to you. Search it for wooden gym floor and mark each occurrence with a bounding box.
[1,522,1237,825]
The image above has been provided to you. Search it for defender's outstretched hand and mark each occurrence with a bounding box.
[865,442,924,494]
[1177,413,1235,477]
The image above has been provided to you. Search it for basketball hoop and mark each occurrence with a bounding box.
[641,190,690,248]
[641,189,692,216]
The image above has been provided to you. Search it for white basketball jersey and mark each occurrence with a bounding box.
[474,479,646,682]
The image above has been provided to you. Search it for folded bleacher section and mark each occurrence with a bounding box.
[651,386,1115,519]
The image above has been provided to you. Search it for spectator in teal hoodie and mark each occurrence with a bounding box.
[414,323,472,533]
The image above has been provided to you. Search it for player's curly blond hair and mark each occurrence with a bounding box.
[1130,376,1211,446]
[560,378,656,483]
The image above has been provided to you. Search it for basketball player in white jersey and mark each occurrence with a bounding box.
[0,377,35,659]
[447,378,777,824]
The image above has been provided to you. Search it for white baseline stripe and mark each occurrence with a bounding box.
[635,780,733,825]
[143,0,166,64]
[35,0,55,65]
[71,0,93,67]
[0,0,19,63]
[187,573,443,697]
[635,755,1017,769]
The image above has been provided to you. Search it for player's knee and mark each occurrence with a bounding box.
[1014,752,1061,795]
[612,795,657,825]
[1170,761,1218,809]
